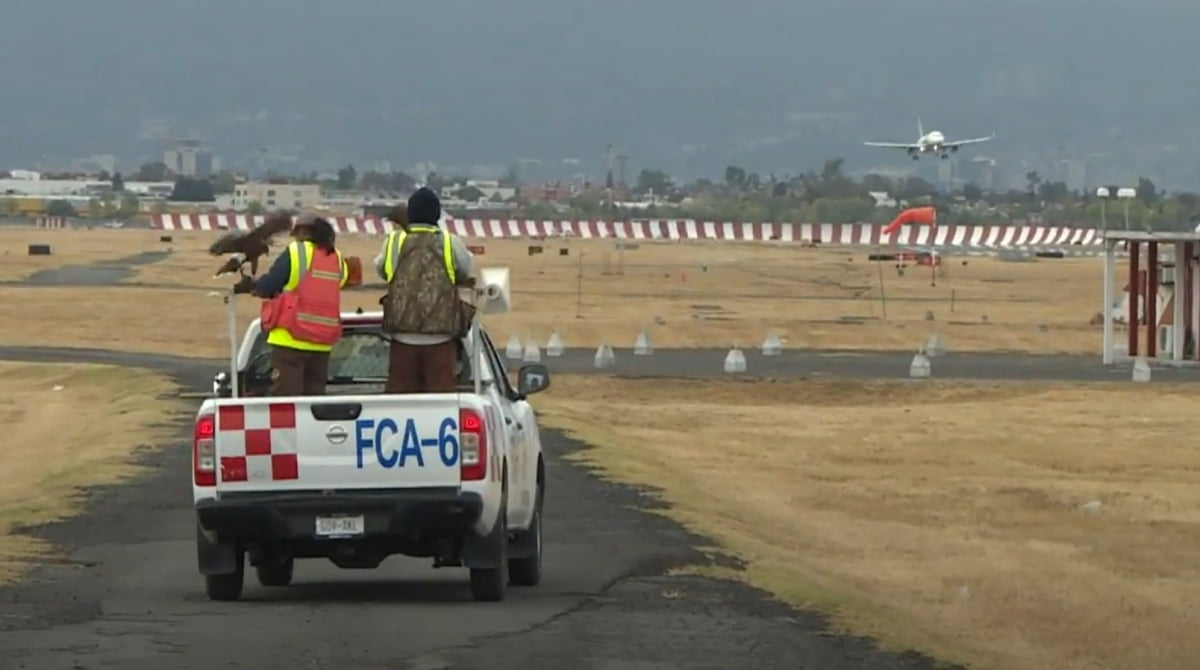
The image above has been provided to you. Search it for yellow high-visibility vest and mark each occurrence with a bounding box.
[382,224,455,284]
[265,240,350,352]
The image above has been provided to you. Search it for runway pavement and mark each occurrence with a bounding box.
[3,343,1196,385]
[0,346,953,670]
[23,251,170,285]
[540,346,1200,382]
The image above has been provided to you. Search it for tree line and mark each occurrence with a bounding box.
[96,158,1200,229]
[625,159,1198,230]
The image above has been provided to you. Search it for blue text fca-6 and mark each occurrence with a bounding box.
[355,417,459,469]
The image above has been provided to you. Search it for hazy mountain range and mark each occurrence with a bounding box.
[4,0,1200,189]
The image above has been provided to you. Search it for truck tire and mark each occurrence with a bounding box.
[255,558,294,587]
[205,557,245,601]
[508,482,543,587]
[469,498,508,602]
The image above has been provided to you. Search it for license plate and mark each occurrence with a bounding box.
[315,515,364,538]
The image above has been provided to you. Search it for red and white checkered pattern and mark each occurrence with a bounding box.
[216,403,299,483]
[150,214,1105,249]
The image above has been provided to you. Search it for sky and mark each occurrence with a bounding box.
[3,0,1199,188]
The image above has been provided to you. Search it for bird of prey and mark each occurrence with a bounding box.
[208,212,294,278]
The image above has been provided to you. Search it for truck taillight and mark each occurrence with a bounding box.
[460,408,487,481]
[194,413,216,486]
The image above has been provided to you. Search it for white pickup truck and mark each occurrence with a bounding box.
[192,307,550,603]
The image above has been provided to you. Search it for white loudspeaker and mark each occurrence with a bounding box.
[478,266,512,314]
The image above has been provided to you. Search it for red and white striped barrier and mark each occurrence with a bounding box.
[36,216,67,228]
[150,214,1105,248]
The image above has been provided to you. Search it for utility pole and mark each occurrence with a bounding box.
[605,143,615,218]
[1098,186,1137,231]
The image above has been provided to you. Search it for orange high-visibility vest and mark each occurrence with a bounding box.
[261,240,345,349]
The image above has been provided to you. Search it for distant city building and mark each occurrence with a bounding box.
[518,183,578,202]
[0,173,174,216]
[459,179,516,202]
[164,139,215,178]
[867,191,898,208]
[0,176,170,197]
[231,181,321,210]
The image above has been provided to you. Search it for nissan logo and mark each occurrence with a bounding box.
[325,425,348,444]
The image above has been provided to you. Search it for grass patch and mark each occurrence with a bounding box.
[535,374,1200,670]
[0,361,182,584]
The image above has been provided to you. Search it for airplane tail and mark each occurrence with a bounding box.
[917,117,924,139]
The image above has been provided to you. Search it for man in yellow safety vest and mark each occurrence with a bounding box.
[374,188,475,393]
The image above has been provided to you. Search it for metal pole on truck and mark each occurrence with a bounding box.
[224,292,239,398]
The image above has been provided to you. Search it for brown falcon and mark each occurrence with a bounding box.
[208,211,295,278]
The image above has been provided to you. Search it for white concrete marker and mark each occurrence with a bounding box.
[925,332,944,358]
[546,331,564,357]
[594,344,615,369]
[1132,357,1151,383]
[724,347,747,373]
[761,331,783,356]
[505,334,523,360]
[522,340,541,363]
[909,352,931,378]
[634,329,653,355]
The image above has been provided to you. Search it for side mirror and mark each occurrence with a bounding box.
[516,364,550,396]
[213,372,230,397]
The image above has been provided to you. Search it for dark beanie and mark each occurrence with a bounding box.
[407,187,441,224]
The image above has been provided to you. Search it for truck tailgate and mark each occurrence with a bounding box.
[212,395,464,493]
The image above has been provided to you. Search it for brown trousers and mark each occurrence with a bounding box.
[386,340,457,393]
[270,345,331,396]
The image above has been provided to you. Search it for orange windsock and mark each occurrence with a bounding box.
[882,206,936,235]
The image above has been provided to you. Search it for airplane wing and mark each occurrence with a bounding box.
[863,141,919,149]
[942,134,994,148]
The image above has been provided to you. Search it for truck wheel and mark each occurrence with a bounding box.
[508,483,542,587]
[255,558,294,587]
[469,499,508,602]
[204,553,245,602]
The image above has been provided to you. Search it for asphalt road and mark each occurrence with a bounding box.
[0,346,954,670]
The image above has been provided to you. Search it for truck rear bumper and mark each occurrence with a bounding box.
[196,487,483,541]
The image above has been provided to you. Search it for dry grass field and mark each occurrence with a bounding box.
[537,375,1200,670]
[1,226,1190,669]
[0,227,1119,357]
[0,361,179,584]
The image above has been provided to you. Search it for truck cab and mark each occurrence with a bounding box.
[192,309,550,603]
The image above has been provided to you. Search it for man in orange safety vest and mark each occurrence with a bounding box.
[234,212,350,396]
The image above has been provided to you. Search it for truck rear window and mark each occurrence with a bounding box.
[244,328,470,385]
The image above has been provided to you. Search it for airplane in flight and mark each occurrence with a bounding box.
[864,119,994,159]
